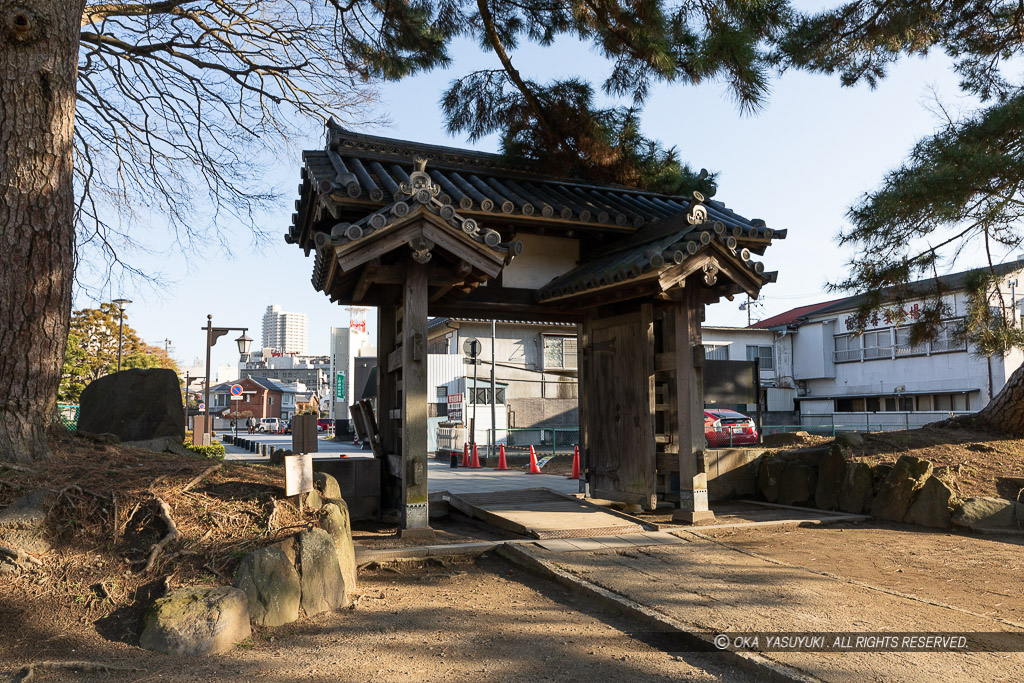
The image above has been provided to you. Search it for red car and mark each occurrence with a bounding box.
[704,409,758,447]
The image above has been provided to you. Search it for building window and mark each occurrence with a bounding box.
[894,326,926,357]
[468,387,506,404]
[931,320,966,353]
[704,344,729,361]
[214,394,228,408]
[543,335,578,370]
[834,334,861,362]
[862,329,892,360]
[745,345,774,370]
[436,386,448,401]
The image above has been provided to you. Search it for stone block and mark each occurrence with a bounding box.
[952,497,1024,530]
[904,476,953,529]
[838,462,873,514]
[234,546,300,627]
[871,456,932,522]
[815,448,846,511]
[756,458,786,503]
[299,528,346,616]
[320,502,357,603]
[140,586,250,656]
[778,462,817,506]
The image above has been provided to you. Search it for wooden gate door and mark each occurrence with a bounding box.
[580,306,657,509]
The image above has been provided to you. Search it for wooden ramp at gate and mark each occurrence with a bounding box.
[447,488,654,539]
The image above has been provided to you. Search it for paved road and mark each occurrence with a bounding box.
[427,459,582,495]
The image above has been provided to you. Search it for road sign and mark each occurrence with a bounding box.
[463,337,481,357]
[230,384,243,396]
[198,403,205,411]
[335,372,345,400]
[230,395,243,401]
[463,357,480,365]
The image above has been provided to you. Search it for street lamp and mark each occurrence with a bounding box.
[201,315,252,446]
[112,298,132,372]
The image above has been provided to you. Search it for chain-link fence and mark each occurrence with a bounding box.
[57,403,79,430]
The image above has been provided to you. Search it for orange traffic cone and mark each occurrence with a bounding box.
[461,443,470,468]
[470,443,482,468]
[568,444,580,480]
[497,443,509,471]
[527,445,542,474]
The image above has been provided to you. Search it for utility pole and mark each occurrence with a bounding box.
[490,319,497,460]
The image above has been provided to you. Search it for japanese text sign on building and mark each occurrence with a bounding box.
[335,372,345,400]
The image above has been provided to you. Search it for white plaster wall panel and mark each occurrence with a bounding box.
[501,234,580,289]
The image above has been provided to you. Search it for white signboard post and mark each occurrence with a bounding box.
[284,453,313,497]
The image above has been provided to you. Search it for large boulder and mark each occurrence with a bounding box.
[78,369,184,442]
[903,476,953,529]
[756,458,786,503]
[234,546,300,627]
[815,447,847,510]
[778,462,817,506]
[952,497,1024,530]
[140,586,250,656]
[838,462,873,514]
[871,456,932,522]
[299,528,346,615]
[320,502,357,603]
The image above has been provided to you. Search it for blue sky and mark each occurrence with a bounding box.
[82,25,993,372]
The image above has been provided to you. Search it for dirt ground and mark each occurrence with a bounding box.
[0,553,757,682]
[544,523,1024,682]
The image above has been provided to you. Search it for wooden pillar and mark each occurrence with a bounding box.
[376,293,402,515]
[401,257,432,535]
[673,283,715,523]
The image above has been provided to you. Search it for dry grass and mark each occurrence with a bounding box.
[0,429,315,648]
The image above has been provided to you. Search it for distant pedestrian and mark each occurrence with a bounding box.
[247,417,255,434]
[231,418,237,435]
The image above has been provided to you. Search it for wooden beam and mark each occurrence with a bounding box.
[353,264,404,301]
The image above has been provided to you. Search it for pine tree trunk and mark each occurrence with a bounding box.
[0,2,84,463]
[935,359,1024,434]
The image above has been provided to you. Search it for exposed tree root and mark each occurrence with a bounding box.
[0,545,42,567]
[8,660,137,683]
[0,464,36,475]
[143,496,179,573]
[181,464,221,493]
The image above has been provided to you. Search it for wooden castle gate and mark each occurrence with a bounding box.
[287,123,784,532]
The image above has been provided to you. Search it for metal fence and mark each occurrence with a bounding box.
[57,403,79,430]
[763,411,975,437]
[436,425,580,456]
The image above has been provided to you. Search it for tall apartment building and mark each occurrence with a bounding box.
[261,304,308,355]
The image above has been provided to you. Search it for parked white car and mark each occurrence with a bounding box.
[258,418,280,433]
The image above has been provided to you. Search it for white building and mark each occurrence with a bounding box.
[328,325,374,423]
[261,304,308,354]
[239,349,331,410]
[752,259,1024,430]
[702,326,798,417]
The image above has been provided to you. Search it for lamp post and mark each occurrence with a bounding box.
[202,315,252,445]
[112,298,132,372]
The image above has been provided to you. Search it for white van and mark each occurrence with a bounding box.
[258,418,280,433]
